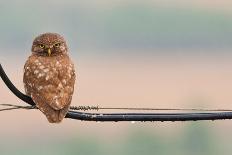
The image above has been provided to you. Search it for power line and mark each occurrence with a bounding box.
[1,63,232,122]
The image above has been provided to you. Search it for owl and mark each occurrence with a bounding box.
[23,33,76,123]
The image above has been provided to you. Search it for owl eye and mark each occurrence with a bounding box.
[54,43,60,47]
[39,44,45,48]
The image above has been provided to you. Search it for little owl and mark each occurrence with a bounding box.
[23,33,76,123]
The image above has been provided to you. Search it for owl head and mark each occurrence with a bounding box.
[32,33,68,56]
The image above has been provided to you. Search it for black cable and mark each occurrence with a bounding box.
[0,64,35,106]
[1,63,232,122]
[70,105,232,112]
[66,110,232,122]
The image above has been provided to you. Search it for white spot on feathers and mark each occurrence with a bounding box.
[58,83,63,89]
[53,96,58,99]
[45,75,49,80]
[34,70,39,74]
[67,86,73,92]
[43,68,49,73]
[39,65,45,69]
[56,61,62,67]
[28,83,32,87]
[60,46,65,51]
[55,99,59,106]
[38,86,43,90]
[62,79,66,85]
[37,73,45,78]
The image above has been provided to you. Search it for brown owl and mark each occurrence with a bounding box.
[23,33,76,123]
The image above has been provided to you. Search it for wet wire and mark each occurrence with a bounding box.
[2,63,232,122]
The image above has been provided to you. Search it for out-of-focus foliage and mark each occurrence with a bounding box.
[0,123,221,155]
[0,1,232,50]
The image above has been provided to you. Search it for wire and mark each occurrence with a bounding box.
[2,63,232,122]
[69,105,232,112]
[0,64,34,106]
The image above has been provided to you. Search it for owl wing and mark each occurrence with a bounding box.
[23,55,75,123]
[47,58,76,111]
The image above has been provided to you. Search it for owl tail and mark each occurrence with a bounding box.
[42,104,70,123]
[41,104,69,123]
[44,104,70,123]
[31,94,69,123]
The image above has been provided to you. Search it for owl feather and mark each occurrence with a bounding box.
[23,33,76,123]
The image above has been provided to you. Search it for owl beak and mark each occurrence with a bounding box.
[47,48,52,56]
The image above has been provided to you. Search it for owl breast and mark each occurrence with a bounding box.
[23,54,75,123]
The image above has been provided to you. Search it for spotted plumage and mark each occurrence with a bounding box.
[23,33,76,123]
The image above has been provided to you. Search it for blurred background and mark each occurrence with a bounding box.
[1,0,232,154]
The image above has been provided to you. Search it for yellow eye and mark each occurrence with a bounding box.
[39,44,45,48]
[54,43,60,47]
